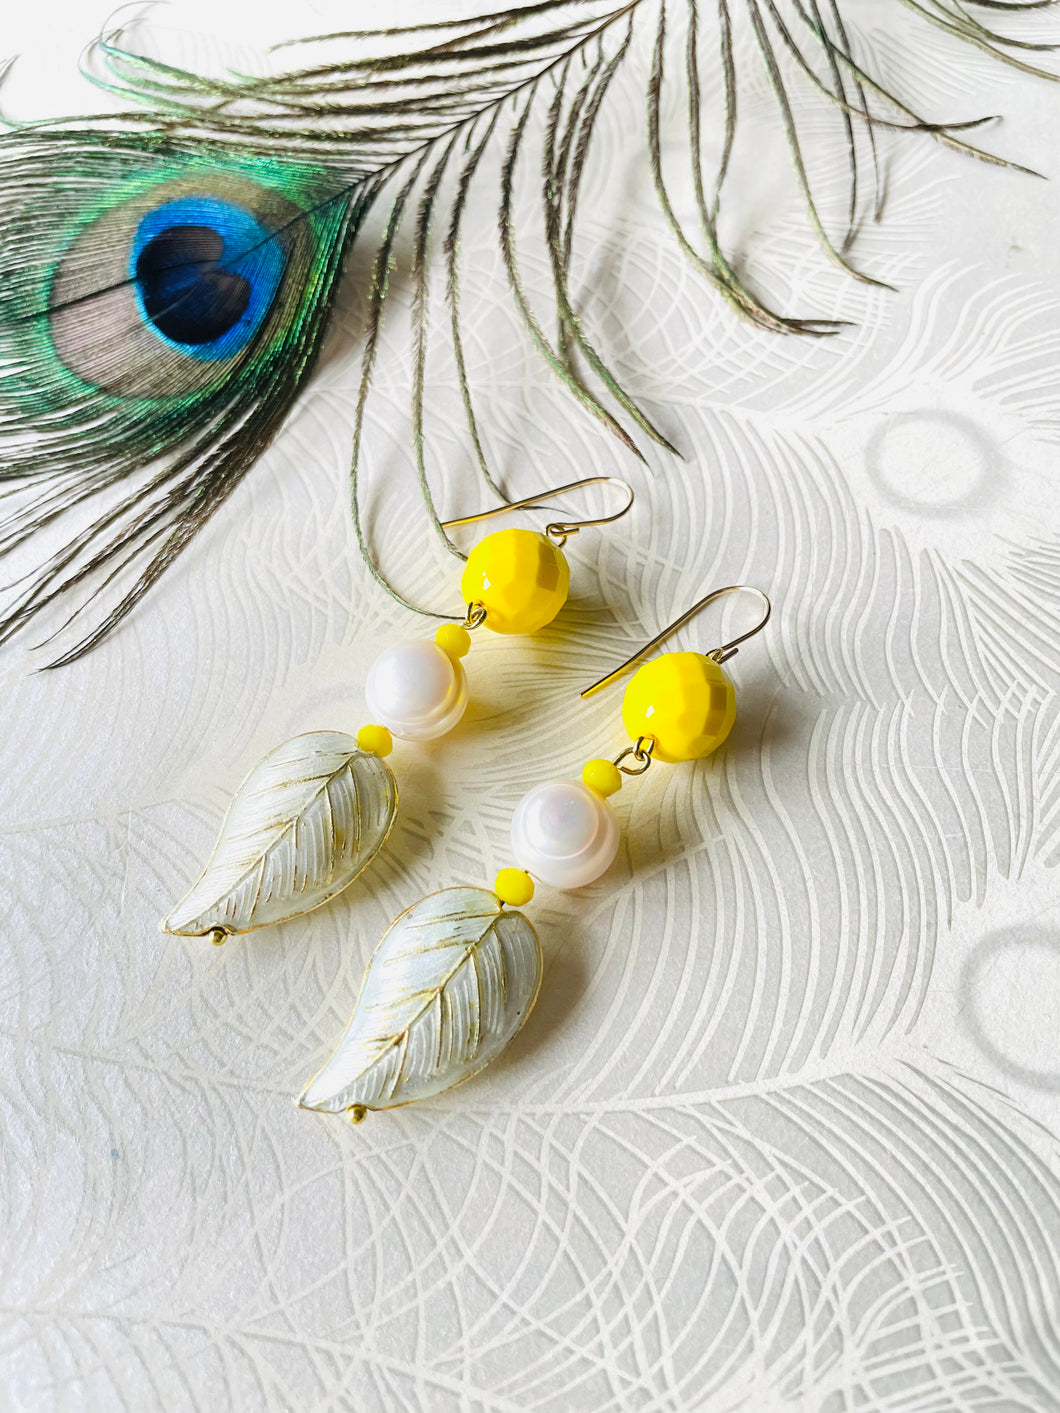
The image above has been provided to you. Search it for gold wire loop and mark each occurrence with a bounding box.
[463,602,488,630]
[441,476,635,547]
[581,585,771,698]
[613,736,656,775]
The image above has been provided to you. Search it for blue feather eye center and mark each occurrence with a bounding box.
[130,197,286,359]
[136,226,250,344]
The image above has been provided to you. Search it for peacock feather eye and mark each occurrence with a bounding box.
[130,198,285,356]
[47,169,310,399]
[0,131,359,661]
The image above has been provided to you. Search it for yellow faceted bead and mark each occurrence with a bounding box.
[460,528,570,635]
[621,652,735,764]
[494,867,536,908]
[356,723,394,757]
[435,623,471,659]
[582,758,622,798]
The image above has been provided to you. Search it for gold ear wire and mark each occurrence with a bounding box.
[441,476,635,547]
[580,585,771,699]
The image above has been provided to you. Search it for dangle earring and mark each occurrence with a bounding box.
[160,477,634,944]
[298,584,771,1122]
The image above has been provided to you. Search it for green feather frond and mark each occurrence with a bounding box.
[91,1,1059,383]
[93,3,1058,216]
[0,1,1055,656]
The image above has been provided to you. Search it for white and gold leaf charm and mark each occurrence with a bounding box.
[299,886,542,1118]
[162,731,398,941]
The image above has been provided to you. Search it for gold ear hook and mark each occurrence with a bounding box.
[580,585,771,698]
[441,476,635,547]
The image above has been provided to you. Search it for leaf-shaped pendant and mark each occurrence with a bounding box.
[162,731,398,940]
[299,886,542,1118]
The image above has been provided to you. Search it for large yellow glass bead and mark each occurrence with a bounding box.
[621,652,736,764]
[459,528,570,635]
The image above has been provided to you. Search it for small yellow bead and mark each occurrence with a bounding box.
[494,867,535,908]
[582,758,622,797]
[356,723,394,757]
[435,623,471,659]
[621,652,736,764]
[460,528,570,635]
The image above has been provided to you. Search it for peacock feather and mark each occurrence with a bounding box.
[0,133,366,661]
[0,1,1055,660]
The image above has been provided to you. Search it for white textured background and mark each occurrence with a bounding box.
[2,3,1060,1409]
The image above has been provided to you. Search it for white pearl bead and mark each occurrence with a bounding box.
[365,639,468,741]
[511,779,619,890]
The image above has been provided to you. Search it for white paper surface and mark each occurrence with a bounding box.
[2,4,1060,1409]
